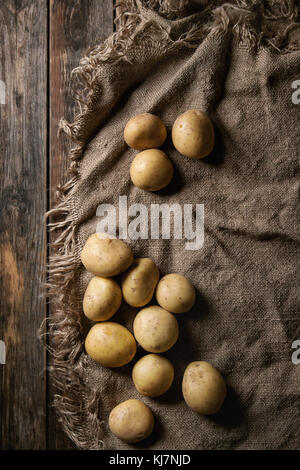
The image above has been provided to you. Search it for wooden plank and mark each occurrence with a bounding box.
[0,0,48,449]
[49,0,115,203]
[48,0,114,449]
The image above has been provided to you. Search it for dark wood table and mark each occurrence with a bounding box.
[0,0,115,450]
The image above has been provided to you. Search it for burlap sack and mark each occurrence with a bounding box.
[47,0,300,450]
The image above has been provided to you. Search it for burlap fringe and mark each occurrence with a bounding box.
[59,0,300,144]
[45,0,300,450]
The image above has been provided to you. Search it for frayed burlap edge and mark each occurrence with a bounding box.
[44,0,300,450]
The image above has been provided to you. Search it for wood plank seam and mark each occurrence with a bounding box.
[47,0,114,449]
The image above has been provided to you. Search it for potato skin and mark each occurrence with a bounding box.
[109,399,155,443]
[130,149,173,192]
[172,109,214,159]
[156,273,195,314]
[133,306,179,353]
[132,354,174,397]
[182,361,227,415]
[122,258,159,308]
[124,113,167,150]
[81,233,133,277]
[83,276,122,321]
[85,322,136,368]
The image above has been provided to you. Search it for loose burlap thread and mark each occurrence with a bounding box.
[46,0,300,450]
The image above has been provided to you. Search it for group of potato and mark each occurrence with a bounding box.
[79,110,223,444]
[81,233,226,444]
[125,109,215,191]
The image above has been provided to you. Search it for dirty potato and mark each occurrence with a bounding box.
[132,354,174,397]
[130,149,174,191]
[156,273,195,314]
[182,361,227,415]
[133,306,179,353]
[85,322,136,367]
[83,276,122,321]
[124,113,167,150]
[172,109,214,159]
[109,399,155,443]
[122,258,159,307]
[81,233,133,277]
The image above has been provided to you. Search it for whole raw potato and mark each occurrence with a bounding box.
[122,258,159,307]
[172,109,215,159]
[133,306,179,353]
[156,273,196,314]
[124,113,167,150]
[109,399,155,443]
[81,233,133,277]
[132,354,174,397]
[83,276,122,321]
[85,322,136,367]
[182,361,227,415]
[130,149,174,191]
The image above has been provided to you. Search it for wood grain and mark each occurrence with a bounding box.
[0,0,115,450]
[48,0,114,449]
[0,0,48,449]
[49,0,114,205]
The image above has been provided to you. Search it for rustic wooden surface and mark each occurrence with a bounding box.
[0,0,114,450]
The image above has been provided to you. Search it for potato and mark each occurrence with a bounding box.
[85,322,136,368]
[132,354,174,397]
[109,399,155,443]
[182,361,227,415]
[156,273,195,314]
[172,109,214,159]
[133,306,179,353]
[124,113,167,150]
[83,276,122,321]
[130,149,173,191]
[81,233,133,277]
[122,258,159,307]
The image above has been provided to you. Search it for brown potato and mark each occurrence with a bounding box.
[130,149,174,191]
[83,276,122,321]
[124,113,167,150]
[109,399,155,443]
[132,354,174,397]
[85,322,136,368]
[182,361,227,415]
[122,258,159,307]
[133,306,179,353]
[172,109,214,159]
[156,273,195,314]
[81,233,133,277]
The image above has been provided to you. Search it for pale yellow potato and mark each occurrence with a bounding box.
[133,306,179,353]
[156,273,195,314]
[132,354,174,397]
[83,276,122,321]
[130,149,173,191]
[172,109,215,159]
[85,322,136,368]
[182,361,227,415]
[124,113,167,150]
[109,399,155,443]
[122,258,159,307]
[81,233,133,277]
